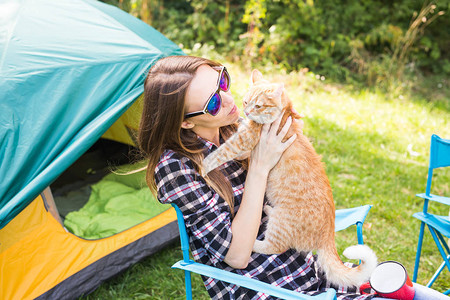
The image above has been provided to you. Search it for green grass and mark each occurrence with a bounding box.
[82,62,450,299]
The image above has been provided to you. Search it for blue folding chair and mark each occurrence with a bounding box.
[171,203,372,300]
[412,134,450,295]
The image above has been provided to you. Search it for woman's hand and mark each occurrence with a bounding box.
[224,113,297,269]
[250,114,297,174]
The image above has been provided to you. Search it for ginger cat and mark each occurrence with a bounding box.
[202,69,377,288]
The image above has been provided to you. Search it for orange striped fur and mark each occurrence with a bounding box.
[202,70,377,288]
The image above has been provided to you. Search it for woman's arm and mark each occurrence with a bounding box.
[224,115,297,269]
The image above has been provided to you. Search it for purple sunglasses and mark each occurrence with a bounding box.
[184,66,230,119]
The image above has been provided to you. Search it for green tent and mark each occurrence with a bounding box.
[0,0,184,298]
[0,0,183,228]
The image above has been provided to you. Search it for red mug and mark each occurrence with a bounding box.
[360,261,415,300]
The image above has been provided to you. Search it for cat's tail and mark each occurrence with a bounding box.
[316,244,377,288]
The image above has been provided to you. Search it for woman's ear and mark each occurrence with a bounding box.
[181,120,195,129]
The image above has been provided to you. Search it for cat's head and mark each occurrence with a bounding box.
[243,69,285,124]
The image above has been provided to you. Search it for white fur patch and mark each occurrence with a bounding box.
[343,244,378,284]
[318,244,378,288]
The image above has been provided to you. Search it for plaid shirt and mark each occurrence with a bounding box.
[155,137,374,300]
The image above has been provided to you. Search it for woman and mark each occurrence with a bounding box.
[137,56,447,300]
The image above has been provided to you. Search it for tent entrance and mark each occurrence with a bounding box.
[49,138,169,240]
[51,138,134,218]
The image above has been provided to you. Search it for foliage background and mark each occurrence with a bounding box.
[105,0,449,84]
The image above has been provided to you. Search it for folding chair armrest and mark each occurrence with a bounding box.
[335,205,372,232]
[416,193,450,206]
[172,260,337,300]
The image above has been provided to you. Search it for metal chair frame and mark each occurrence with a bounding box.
[412,134,450,295]
[171,203,373,300]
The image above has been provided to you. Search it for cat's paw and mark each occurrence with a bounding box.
[200,165,209,177]
[252,240,266,254]
[201,161,214,176]
[199,167,207,177]
[253,240,282,255]
[263,204,273,216]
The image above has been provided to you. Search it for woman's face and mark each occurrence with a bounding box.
[183,65,240,130]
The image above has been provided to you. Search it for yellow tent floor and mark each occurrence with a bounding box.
[0,194,176,300]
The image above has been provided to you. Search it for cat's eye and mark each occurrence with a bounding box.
[255,105,261,109]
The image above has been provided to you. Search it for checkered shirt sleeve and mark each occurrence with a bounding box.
[155,150,233,264]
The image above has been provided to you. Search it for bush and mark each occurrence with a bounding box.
[106,0,449,84]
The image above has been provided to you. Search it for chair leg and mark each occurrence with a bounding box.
[428,226,450,271]
[413,221,426,283]
[184,270,193,300]
[436,230,450,257]
[356,222,364,245]
[427,255,450,289]
[426,225,450,289]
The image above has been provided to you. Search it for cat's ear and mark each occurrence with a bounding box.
[272,83,284,98]
[250,69,264,84]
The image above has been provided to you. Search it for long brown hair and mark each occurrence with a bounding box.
[138,55,237,214]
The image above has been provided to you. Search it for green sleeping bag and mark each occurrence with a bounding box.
[64,165,169,239]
